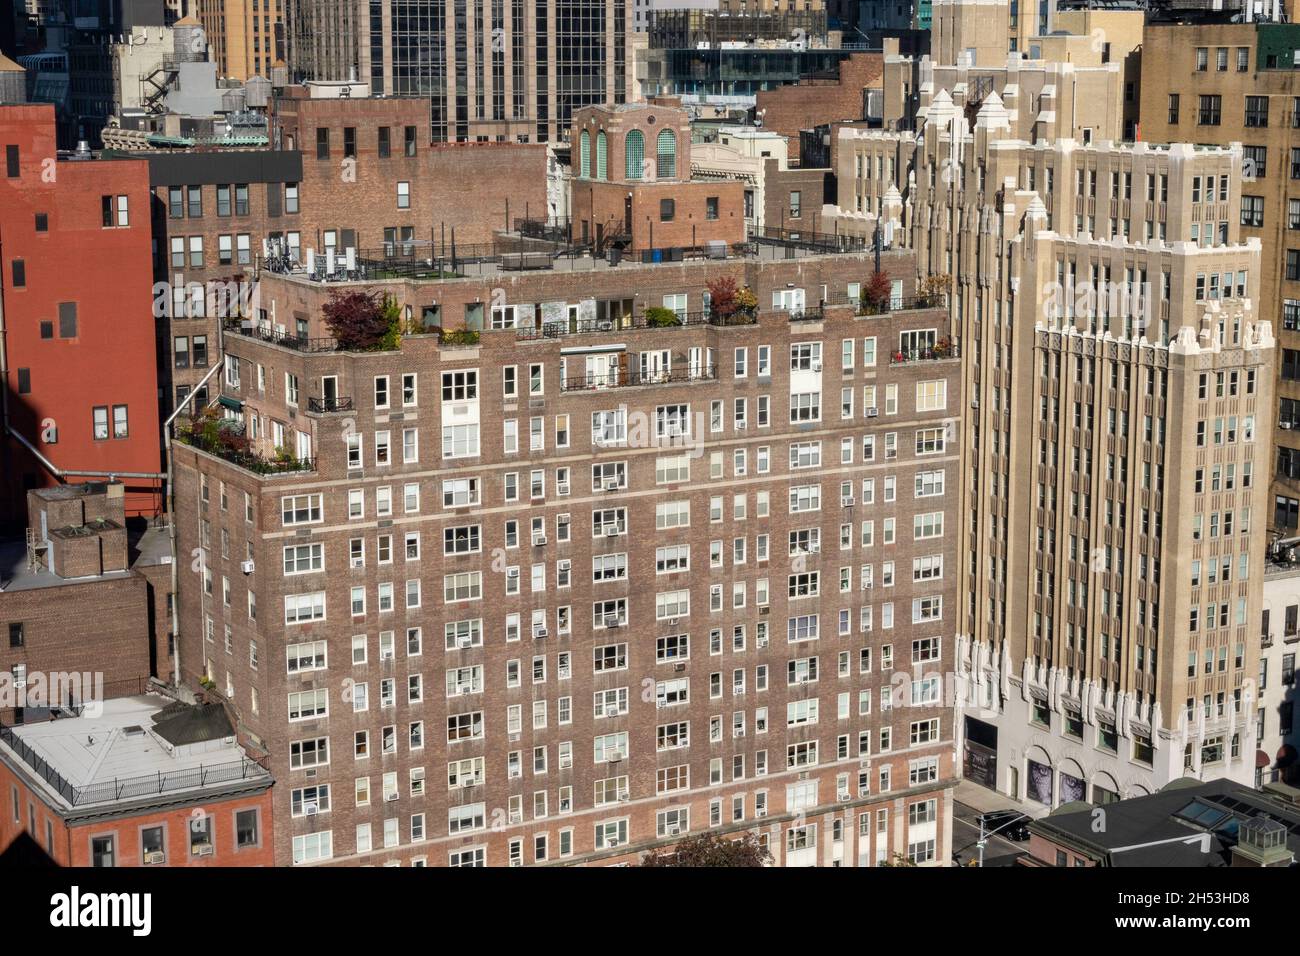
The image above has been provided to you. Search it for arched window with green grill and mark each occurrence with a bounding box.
[656,129,676,179]
[579,130,590,178]
[596,131,607,180]
[625,129,644,179]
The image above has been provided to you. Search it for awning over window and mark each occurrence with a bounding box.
[218,395,244,412]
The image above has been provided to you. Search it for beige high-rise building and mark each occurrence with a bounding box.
[834,3,1273,805]
[1136,19,1300,536]
[194,0,285,80]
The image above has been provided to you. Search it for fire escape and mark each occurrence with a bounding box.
[140,56,179,115]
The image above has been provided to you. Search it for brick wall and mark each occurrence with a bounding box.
[755,54,882,166]
[0,575,152,723]
[573,179,747,251]
[0,754,275,867]
[273,95,547,251]
[764,162,832,235]
[175,252,961,866]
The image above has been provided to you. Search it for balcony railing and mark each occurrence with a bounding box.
[0,723,269,807]
[560,366,718,391]
[177,429,315,476]
[307,396,355,413]
[224,319,337,353]
[888,343,961,365]
[515,309,756,340]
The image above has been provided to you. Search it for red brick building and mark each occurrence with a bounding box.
[570,104,747,255]
[173,244,959,867]
[754,54,883,167]
[0,484,174,724]
[0,695,274,867]
[269,88,547,253]
[0,105,163,525]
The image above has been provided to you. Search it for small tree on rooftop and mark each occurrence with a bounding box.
[640,831,772,868]
[706,275,740,318]
[322,289,388,351]
[861,269,892,314]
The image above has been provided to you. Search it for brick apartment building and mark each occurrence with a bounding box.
[141,148,305,416]
[269,86,548,251]
[753,53,881,168]
[0,695,274,866]
[171,244,960,867]
[0,483,174,724]
[570,104,747,255]
[127,88,549,418]
[1136,17,1300,535]
[0,105,164,525]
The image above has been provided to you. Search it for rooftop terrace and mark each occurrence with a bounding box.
[0,695,270,811]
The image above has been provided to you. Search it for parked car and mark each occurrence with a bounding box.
[977,809,1032,842]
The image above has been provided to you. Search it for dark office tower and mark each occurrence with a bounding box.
[285,0,631,143]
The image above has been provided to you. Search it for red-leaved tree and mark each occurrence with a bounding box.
[322,289,388,351]
[706,275,740,317]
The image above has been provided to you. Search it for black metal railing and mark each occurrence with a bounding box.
[0,723,269,806]
[177,430,316,476]
[224,319,338,353]
[888,343,961,364]
[515,309,758,340]
[773,305,826,323]
[307,396,355,413]
[560,366,719,391]
[514,217,573,242]
[819,291,949,314]
[753,227,872,254]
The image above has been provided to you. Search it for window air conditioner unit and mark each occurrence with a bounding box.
[605,615,622,628]
[812,362,822,372]
[557,482,570,495]
[304,802,318,815]
[457,636,473,648]
[240,559,255,574]
[866,408,878,417]
[144,851,165,865]
[736,421,748,429]
[534,627,549,639]
[533,535,547,546]
[667,826,682,837]
[674,663,687,672]
[605,526,621,537]
[604,478,620,491]
[669,618,679,626]
[457,683,474,695]
[192,844,215,857]
[608,750,625,762]
[606,839,621,849]
[305,768,317,779]
[843,497,855,506]
[460,777,477,789]
[385,792,398,802]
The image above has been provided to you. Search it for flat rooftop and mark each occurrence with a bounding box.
[0,523,171,594]
[267,234,891,286]
[1,695,269,810]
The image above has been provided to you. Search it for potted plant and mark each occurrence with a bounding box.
[918,274,951,308]
[644,306,681,328]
